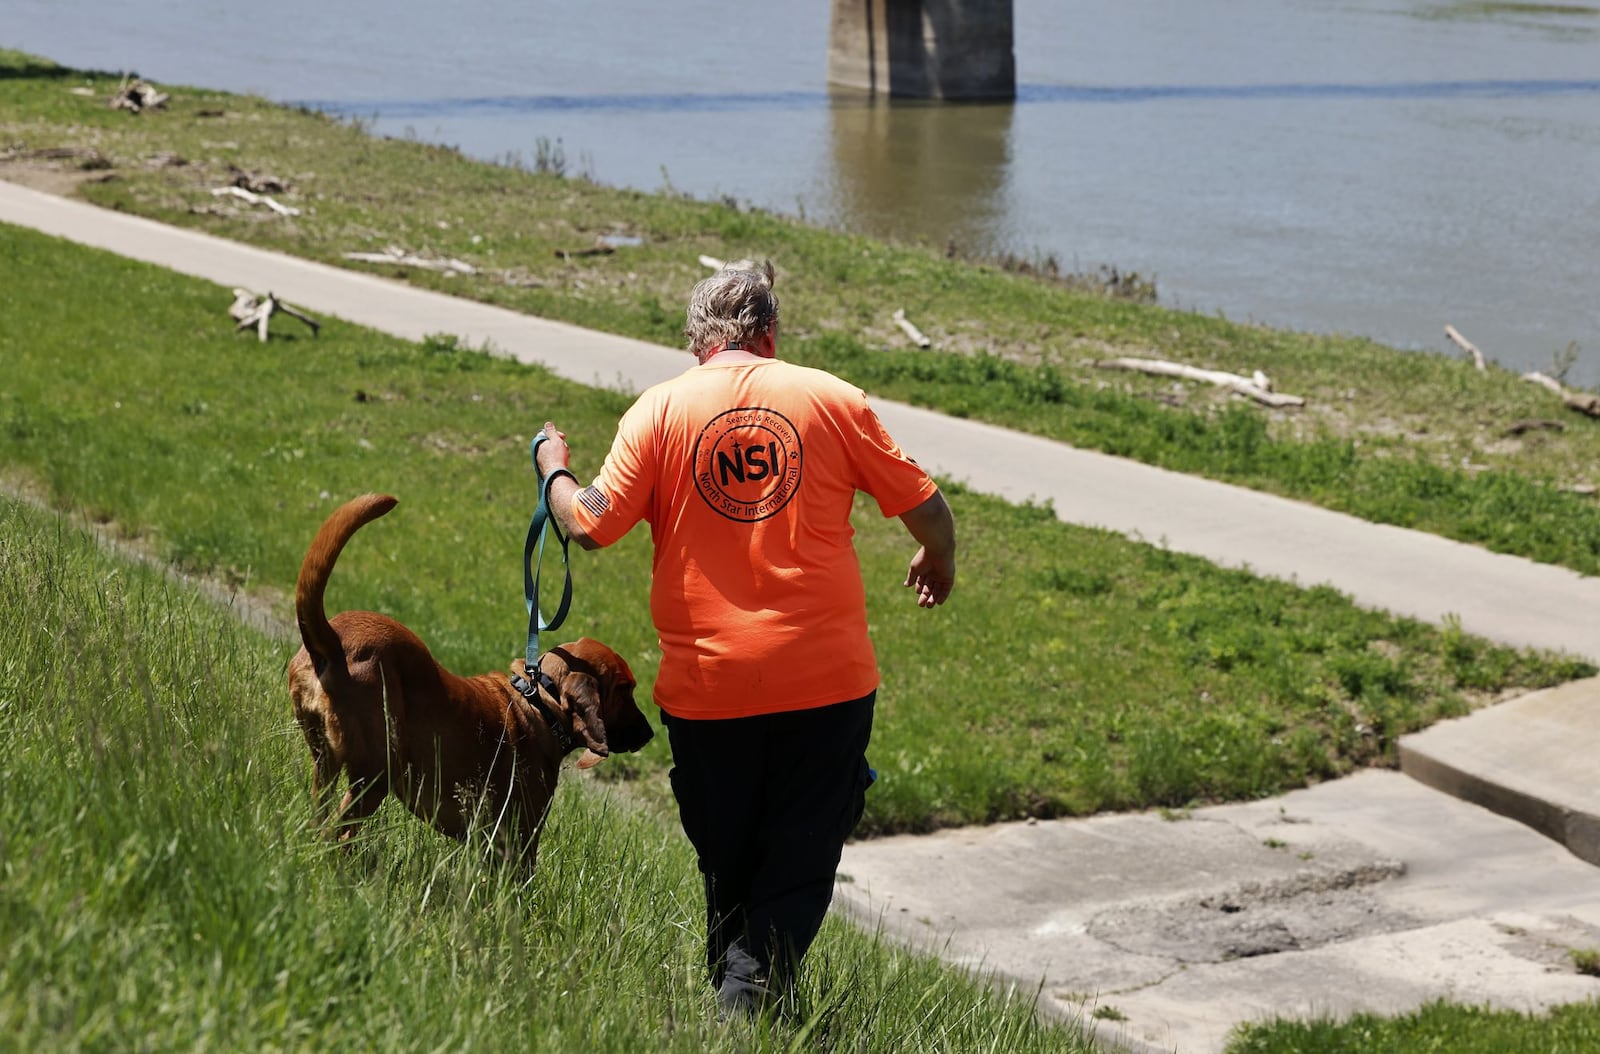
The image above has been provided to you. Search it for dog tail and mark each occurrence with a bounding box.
[296,493,398,674]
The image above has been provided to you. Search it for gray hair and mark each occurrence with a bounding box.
[684,259,779,356]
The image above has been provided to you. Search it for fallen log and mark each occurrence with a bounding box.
[1504,418,1566,437]
[697,254,763,272]
[553,244,615,260]
[1565,392,1600,418]
[212,185,300,217]
[109,75,169,114]
[1444,324,1487,371]
[229,169,289,194]
[342,247,475,275]
[1522,371,1565,395]
[1096,357,1305,408]
[892,308,932,349]
[229,289,320,343]
[1520,371,1600,419]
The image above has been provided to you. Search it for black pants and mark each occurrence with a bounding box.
[663,691,875,1010]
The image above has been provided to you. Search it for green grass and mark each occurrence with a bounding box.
[1227,999,1600,1053]
[8,49,1600,573]
[0,494,1094,1052]
[2,221,1591,836]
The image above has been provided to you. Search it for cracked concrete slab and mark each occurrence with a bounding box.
[836,771,1600,1053]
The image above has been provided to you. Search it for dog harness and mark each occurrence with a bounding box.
[510,656,577,753]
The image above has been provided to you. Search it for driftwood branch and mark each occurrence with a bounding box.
[1521,371,1600,418]
[892,308,932,349]
[110,75,168,114]
[1445,324,1487,372]
[553,244,614,260]
[1096,357,1305,408]
[697,254,765,273]
[342,246,475,275]
[229,168,289,195]
[228,289,320,343]
[211,185,300,216]
[1504,418,1565,437]
[1523,371,1565,395]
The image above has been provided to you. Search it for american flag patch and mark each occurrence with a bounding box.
[578,486,610,517]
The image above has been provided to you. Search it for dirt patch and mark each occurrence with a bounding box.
[0,157,110,196]
[1495,916,1600,975]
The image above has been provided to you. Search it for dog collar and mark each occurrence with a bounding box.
[509,659,578,753]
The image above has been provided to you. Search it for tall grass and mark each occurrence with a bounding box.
[0,495,1094,1052]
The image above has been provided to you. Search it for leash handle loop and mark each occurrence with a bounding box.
[524,432,575,665]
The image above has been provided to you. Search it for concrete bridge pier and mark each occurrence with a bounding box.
[827,0,1015,101]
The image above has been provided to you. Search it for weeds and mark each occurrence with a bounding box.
[533,135,566,177]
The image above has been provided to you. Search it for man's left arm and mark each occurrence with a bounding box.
[899,489,956,608]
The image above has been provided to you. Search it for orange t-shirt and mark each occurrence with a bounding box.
[569,358,937,719]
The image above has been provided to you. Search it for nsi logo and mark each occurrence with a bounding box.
[692,407,803,522]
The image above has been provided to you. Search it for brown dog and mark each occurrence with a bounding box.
[286,493,653,862]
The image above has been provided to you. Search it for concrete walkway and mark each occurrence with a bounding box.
[4,179,1597,1051]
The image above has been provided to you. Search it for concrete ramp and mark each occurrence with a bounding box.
[1400,677,1600,867]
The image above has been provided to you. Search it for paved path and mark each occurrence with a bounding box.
[5,179,1597,1052]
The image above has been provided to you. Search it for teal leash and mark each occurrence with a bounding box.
[509,432,579,751]
[522,432,575,666]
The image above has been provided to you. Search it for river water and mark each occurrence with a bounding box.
[10,1,1600,383]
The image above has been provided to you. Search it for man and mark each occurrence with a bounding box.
[536,260,955,1014]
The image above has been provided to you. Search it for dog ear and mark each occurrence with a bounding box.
[558,669,611,761]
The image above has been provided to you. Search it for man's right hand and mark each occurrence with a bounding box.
[537,420,571,478]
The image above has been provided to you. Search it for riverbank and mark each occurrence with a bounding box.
[7,49,1600,576]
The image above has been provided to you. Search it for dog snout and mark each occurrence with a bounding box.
[607,686,655,755]
[614,710,655,754]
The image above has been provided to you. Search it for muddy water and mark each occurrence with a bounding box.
[10,0,1600,381]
